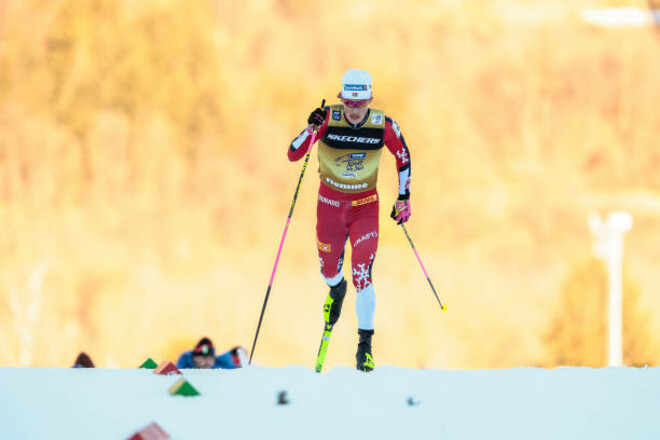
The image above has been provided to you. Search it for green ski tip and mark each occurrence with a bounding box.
[315,324,333,373]
[139,358,158,369]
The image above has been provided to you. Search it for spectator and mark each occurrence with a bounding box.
[72,351,95,368]
[176,337,248,369]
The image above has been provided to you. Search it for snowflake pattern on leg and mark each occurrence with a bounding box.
[352,253,375,292]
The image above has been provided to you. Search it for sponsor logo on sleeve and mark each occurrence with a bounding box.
[391,120,401,138]
[291,130,310,150]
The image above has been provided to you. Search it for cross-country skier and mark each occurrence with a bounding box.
[288,69,412,372]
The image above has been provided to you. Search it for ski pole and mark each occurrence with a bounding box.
[400,224,447,311]
[249,99,325,364]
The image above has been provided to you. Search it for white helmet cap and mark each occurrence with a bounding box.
[341,69,373,100]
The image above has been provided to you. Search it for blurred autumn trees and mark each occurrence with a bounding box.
[547,258,656,367]
[0,0,659,367]
[1,0,223,142]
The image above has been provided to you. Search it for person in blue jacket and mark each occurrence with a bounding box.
[176,337,248,369]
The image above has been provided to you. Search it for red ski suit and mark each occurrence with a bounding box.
[288,104,411,327]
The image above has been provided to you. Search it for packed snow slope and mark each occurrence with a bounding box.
[2,365,660,439]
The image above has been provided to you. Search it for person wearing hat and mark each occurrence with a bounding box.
[288,69,412,372]
[176,337,248,369]
[72,351,95,368]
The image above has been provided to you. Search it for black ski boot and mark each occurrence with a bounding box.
[356,329,375,372]
[323,279,347,326]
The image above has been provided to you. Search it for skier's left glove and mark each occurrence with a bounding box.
[390,197,411,225]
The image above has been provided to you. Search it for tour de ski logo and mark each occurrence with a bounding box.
[335,153,366,174]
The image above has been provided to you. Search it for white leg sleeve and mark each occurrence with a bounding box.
[355,284,375,330]
[322,272,345,287]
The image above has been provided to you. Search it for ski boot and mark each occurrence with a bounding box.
[356,329,375,372]
[323,279,347,326]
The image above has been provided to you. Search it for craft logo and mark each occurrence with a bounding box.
[353,231,378,248]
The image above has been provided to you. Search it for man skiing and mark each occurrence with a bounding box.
[288,69,412,372]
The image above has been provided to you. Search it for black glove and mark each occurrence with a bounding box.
[307,107,327,127]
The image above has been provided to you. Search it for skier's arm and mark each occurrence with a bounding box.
[384,116,411,200]
[287,107,328,162]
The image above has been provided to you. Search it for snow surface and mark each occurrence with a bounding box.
[2,365,660,439]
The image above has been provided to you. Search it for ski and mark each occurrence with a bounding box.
[314,323,333,373]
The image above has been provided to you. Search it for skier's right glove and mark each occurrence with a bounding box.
[307,106,327,127]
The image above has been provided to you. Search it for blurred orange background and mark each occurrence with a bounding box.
[1,0,659,369]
